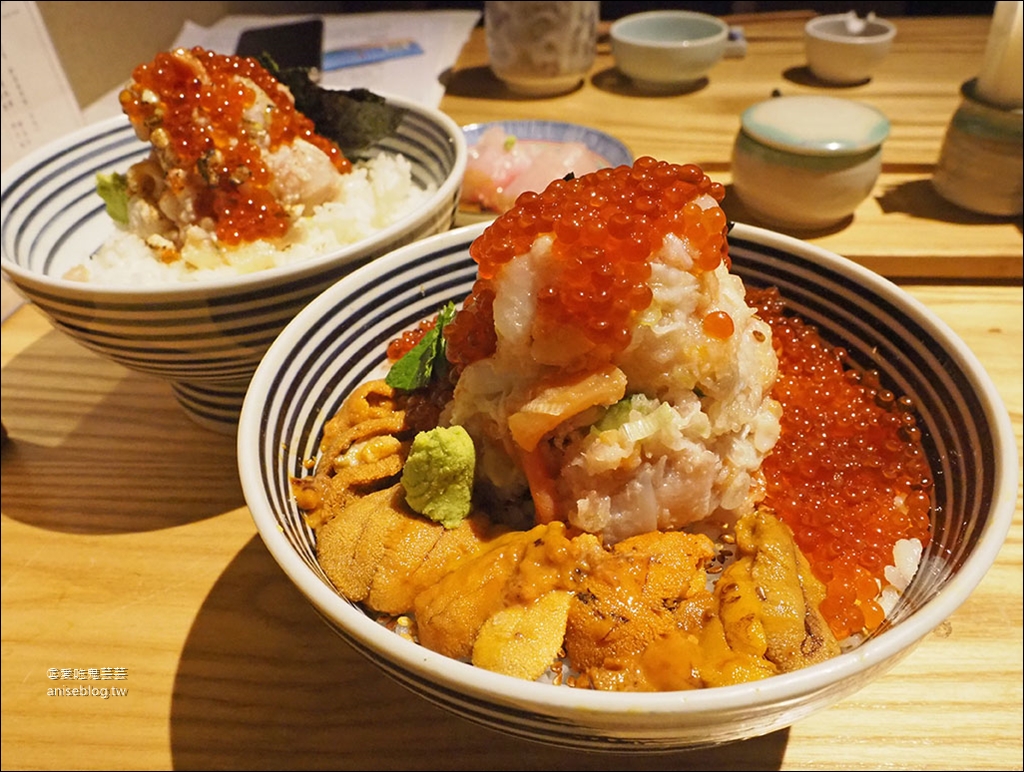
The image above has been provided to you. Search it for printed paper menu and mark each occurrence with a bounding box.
[1,0,83,172]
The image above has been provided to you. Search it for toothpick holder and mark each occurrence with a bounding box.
[932,78,1023,217]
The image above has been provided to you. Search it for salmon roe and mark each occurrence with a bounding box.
[444,158,728,370]
[386,317,437,361]
[748,286,933,640]
[119,46,350,246]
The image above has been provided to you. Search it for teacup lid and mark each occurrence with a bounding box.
[740,95,890,155]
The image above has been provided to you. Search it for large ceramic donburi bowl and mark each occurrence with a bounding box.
[237,221,1016,751]
[1,94,466,434]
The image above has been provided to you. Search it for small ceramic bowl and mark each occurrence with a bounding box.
[731,95,890,232]
[1,95,466,433]
[238,221,1016,751]
[610,10,729,92]
[805,12,897,85]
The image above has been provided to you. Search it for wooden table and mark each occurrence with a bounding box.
[2,12,1021,772]
[446,11,1023,280]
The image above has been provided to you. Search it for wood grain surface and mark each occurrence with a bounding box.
[2,11,1022,772]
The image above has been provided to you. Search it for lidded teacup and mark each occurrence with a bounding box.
[731,94,890,232]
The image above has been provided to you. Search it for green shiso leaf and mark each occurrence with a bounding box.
[96,172,129,225]
[258,53,407,156]
[386,302,457,391]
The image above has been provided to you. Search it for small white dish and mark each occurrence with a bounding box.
[731,95,890,232]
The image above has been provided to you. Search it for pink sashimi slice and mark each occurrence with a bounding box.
[461,126,611,214]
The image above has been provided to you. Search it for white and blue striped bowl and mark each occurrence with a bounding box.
[0,94,467,433]
[238,221,1016,750]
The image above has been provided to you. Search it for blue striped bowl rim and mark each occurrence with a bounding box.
[1,95,466,299]
[238,221,1017,749]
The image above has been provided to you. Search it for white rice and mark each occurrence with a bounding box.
[72,152,433,285]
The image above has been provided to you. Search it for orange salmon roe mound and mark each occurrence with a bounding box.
[120,46,350,246]
[748,286,933,640]
[445,157,728,370]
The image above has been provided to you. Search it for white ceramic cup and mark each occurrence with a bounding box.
[610,10,729,92]
[804,13,896,85]
[485,1,599,96]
